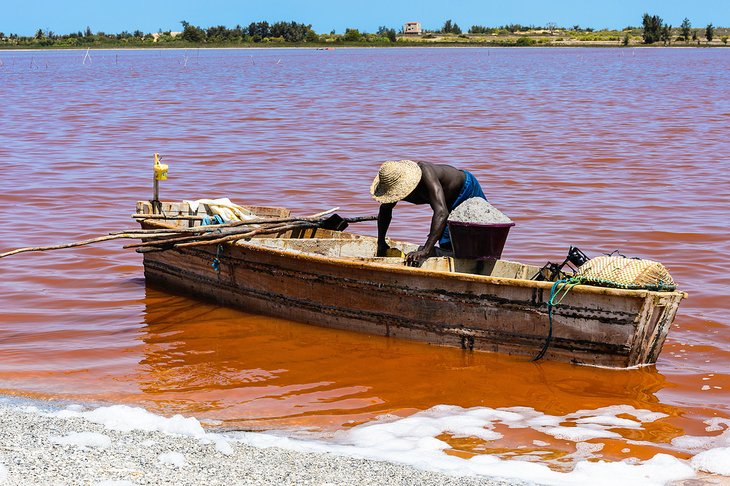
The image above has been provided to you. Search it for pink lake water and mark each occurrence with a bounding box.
[0,47,729,477]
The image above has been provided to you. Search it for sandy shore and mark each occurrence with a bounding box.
[0,399,520,486]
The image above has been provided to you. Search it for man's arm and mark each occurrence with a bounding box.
[376,203,395,256]
[406,165,449,266]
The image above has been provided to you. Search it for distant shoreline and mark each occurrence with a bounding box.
[1,43,727,52]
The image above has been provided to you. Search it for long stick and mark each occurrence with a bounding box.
[122,221,293,249]
[131,207,339,223]
[124,208,338,235]
[0,212,376,259]
[119,216,317,235]
[176,222,319,248]
[120,212,376,236]
[131,214,206,220]
[0,232,181,259]
[124,215,377,249]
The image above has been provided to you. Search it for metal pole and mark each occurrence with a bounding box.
[153,178,159,214]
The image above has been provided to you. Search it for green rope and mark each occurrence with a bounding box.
[531,277,581,362]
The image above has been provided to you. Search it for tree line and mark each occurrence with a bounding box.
[1,17,727,48]
[0,20,401,47]
[642,13,726,45]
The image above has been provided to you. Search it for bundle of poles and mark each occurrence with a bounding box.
[0,208,376,259]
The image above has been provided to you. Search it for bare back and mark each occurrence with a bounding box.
[402,162,465,207]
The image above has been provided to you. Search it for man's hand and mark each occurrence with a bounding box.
[377,241,391,257]
[405,248,434,267]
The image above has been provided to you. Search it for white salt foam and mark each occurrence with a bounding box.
[50,431,112,449]
[671,418,730,452]
[39,402,730,484]
[214,437,234,456]
[53,404,205,438]
[158,451,186,468]
[231,405,698,485]
[691,447,730,475]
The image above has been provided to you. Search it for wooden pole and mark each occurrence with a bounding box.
[121,212,373,235]
[0,232,181,259]
[0,210,376,260]
[176,222,319,248]
[122,221,295,249]
[122,215,376,249]
[131,214,205,220]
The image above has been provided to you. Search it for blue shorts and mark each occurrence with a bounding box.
[439,170,487,249]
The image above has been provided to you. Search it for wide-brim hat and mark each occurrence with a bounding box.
[370,160,422,204]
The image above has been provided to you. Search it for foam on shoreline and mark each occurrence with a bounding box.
[3,397,730,485]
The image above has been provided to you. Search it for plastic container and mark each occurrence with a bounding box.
[447,221,516,260]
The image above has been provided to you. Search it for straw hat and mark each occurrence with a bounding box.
[370,160,422,204]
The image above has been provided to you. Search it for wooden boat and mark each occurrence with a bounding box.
[135,201,686,368]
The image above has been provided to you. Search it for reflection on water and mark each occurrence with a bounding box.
[0,47,729,467]
[138,285,673,433]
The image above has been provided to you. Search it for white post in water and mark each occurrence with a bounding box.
[152,153,168,214]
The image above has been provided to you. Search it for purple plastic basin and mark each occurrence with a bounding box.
[447,221,516,260]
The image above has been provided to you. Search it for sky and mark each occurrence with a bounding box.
[2,0,728,37]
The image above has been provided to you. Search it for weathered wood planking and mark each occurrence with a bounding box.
[136,201,685,368]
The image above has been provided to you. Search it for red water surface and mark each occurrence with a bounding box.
[1,47,729,466]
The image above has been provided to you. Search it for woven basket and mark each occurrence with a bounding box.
[575,255,676,291]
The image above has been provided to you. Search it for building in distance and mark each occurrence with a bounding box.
[403,22,422,35]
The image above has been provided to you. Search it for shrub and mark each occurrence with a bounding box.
[515,37,536,46]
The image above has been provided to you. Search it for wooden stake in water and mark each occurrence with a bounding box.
[83,48,91,65]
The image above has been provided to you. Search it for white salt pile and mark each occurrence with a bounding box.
[448,198,512,224]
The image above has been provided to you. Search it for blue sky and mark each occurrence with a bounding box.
[2,0,728,36]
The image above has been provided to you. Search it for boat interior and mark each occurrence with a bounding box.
[135,201,542,280]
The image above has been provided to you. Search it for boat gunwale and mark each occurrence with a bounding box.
[137,216,687,302]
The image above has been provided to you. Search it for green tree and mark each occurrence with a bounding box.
[641,13,662,44]
[377,26,397,42]
[441,19,462,34]
[469,25,494,34]
[35,28,44,40]
[180,21,206,42]
[305,29,319,42]
[247,21,270,39]
[270,21,314,42]
[660,24,672,45]
[680,18,691,42]
[705,23,714,43]
[343,28,362,42]
[206,25,230,42]
[622,32,630,46]
[85,26,93,37]
[722,36,728,45]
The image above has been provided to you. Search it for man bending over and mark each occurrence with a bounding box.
[370,159,487,266]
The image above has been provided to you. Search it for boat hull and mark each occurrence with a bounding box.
[140,230,684,368]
